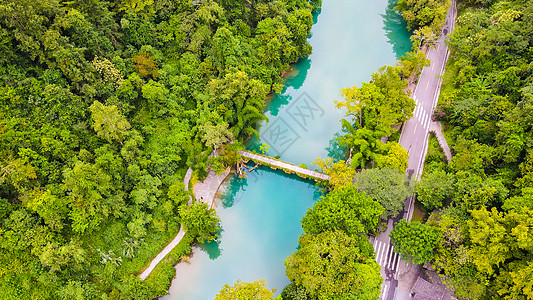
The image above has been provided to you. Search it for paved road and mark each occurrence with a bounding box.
[399,2,457,183]
[377,1,457,299]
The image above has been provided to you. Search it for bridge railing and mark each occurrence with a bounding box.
[238,151,330,182]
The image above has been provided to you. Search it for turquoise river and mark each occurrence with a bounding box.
[164,0,411,298]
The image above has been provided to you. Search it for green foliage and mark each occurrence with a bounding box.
[179,201,220,243]
[338,122,386,169]
[205,71,269,139]
[301,185,384,236]
[427,208,487,299]
[199,121,233,150]
[337,66,414,135]
[90,101,132,145]
[0,0,322,297]
[416,169,455,211]
[452,171,508,212]
[390,219,440,264]
[419,3,533,297]
[374,142,409,173]
[494,259,533,300]
[336,65,414,169]
[259,143,269,155]
[215,279,275,300]
[356,168,410,219]
[281,283,309,300]
[396,0,451,45]
[285,230,382,300]
[397,49,431,79]
[313,157,355,190]
[325,160,356,190]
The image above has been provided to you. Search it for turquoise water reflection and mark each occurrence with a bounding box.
[248,0,411,167]
[164,0,411,299]
[164,167,320,299]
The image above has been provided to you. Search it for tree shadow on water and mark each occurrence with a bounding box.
[199,228,224,260]
[266,57,312,116]
[325,130,348,162]
[220,174,250,209]
[381,0,413,59]
[267,93,292,117]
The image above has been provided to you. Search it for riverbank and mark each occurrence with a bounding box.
[138,167,231,281]
[161,1,413,298]
[193,168,232,208]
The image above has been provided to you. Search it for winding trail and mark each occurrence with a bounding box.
[429,121,453,163]
[139,167,230,281]
[139,228,187,280]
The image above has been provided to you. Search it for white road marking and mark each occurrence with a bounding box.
[375,241,384,265]
[426,80,430,90]
[388,246,396,269]
[377,241,384,266]
[414,124,418,133]
[383,245,391,267]
[393,254,401,279]
[390,252,397,270]
[381,283,389,300]
[378,242,387,266]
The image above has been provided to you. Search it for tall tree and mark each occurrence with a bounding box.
[89,101,131,145]
[199,121,233,151]
[415,169,455,211]
[336,66,414,134]
[215,279,274,300]
[374,142,409,172]
[356,168,409,219]
[301,185,383,236]
[285,230,382,300]
[179,201,220,243]
[390,219,440,264]
[313,157,355,190]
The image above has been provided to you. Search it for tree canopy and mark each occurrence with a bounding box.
[356,168,410,219]
[390,219,440,265]
[215,279,275,300]
[407,0,533,298]
[336,65,415,169]
[301,185,384,236]
[0,0,322,298]
[285,230,382,300]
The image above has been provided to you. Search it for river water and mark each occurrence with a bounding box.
[164,0,410,298]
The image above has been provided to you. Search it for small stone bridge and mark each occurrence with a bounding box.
[238,151,330,181]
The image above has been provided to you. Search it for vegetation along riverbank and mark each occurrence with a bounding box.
[0,0,321,298]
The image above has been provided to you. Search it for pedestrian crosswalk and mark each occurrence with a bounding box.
[413,96,432,130]
[372,239,400,279]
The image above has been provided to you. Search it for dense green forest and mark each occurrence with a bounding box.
[417,0,533,298]
[376,0,533,299]
[5,0,533,298]
[0,0,320,298]
[279,0,532,299]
